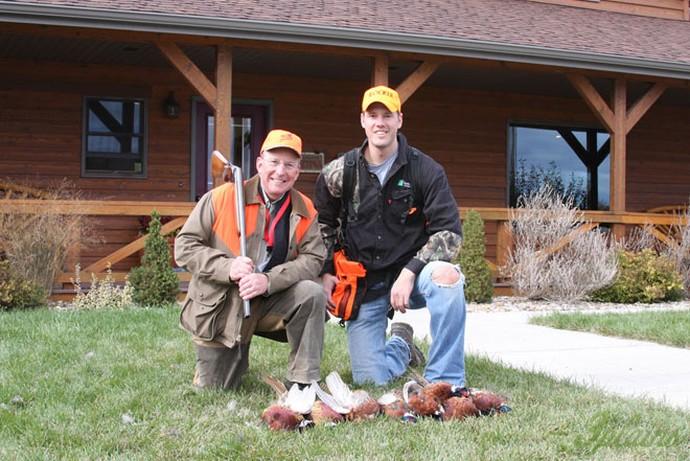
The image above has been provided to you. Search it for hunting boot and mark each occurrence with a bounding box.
[391,322,426,367]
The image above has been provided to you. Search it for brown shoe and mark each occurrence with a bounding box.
[391,322,426,368]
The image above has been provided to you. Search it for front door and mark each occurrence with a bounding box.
[193,102,269,200]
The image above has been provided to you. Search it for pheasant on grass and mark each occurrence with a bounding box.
[402,373,468,419]
[468,389,511,415]
[315,371,380,421]
[260,376,316,431]
[441,396,479,421]
[310,400,344,426]
[402,371,509,420]
[377,389,409,419]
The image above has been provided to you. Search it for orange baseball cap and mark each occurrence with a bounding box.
[361,85,402,113]
[260,129,302,157]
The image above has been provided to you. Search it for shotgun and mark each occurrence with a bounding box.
[213,150,252,319]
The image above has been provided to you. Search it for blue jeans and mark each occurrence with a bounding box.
[346,261,466,386]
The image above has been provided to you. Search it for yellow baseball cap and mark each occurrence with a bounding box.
[361,85,402,113]
[260,129,302,157]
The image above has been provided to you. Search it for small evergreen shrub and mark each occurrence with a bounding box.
[128,211,179,307]
[0,260,45,310]
[457,210,493,303]
[591,249,685,303]
[71,263,134,310]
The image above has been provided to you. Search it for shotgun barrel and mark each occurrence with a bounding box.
[213,150,251,319]
[230,164,252,319]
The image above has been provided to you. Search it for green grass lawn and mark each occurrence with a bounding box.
[530,310,690,349]
[1,307,688,461]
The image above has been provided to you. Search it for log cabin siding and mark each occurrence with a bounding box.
[1,58,689,270]
[627,102,690,212]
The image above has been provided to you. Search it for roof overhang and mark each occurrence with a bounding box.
[1,2,690,81]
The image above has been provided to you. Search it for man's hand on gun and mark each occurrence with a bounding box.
[230,256,268,300]
[230,256,254,281]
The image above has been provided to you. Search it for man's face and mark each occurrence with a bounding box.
[360,103,403,152]
[256,148,301,200]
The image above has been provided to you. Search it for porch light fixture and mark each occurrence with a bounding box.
[164,91,180,119]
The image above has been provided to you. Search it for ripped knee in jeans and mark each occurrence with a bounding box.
[430,263,461,287]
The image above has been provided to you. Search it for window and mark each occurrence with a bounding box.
[83,97,146,177]
[509,123,610,210]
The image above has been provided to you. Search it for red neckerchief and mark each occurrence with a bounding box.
[264,194,291,248]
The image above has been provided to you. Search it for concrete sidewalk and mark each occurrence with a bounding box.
[394,309,690,411]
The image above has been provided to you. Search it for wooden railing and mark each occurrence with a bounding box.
[2,200,687,291]
[2,199,194,285]
[476,207,688,278]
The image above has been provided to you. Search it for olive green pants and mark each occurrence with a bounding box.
[192,280,326,390]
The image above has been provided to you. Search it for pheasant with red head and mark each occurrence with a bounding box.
[261,376,316,431]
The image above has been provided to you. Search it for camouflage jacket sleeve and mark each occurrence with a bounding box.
[314,156,346,275]
[406,230,462,273]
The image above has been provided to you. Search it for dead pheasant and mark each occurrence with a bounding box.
[261,375,316,431]
[402,376,468,418]
[403,371,510,419]
[377,389,409,419]
[310,400,344,426]
[315,371,380,421]
[442,396,479,421]
[469,389,511,415]
[403,380,443,417]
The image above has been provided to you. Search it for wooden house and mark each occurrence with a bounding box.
[1,0,689,296]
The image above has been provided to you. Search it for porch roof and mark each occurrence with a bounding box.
[1,0,690,81]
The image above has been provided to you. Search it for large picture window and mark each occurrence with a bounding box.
[83,97,146,177]
[509,123,610,210]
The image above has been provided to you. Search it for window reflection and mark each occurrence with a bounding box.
[84,97,145,176]
[509,124,610,210]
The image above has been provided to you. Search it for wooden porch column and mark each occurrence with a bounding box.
[610,79,627,238]
[567,74,666,239]
[371,54,389,87]
[156,41,233,187]
[213,45,232,187]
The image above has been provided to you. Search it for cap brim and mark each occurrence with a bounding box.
[363,100,399,113]
[262,144,301,157]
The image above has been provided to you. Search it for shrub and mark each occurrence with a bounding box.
[660,204,690,296]
[0,178,96,294]
[71,263,135,310]
[0,260,45,310]
[591,249,685,303]
[128,211,179,307]
[457,210,493,303]
[507,186,617,301]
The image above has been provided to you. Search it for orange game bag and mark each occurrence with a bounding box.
[328,250,367,324]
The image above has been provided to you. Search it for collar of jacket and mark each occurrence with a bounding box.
[356,132,411,168]
[244,174,313,218]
